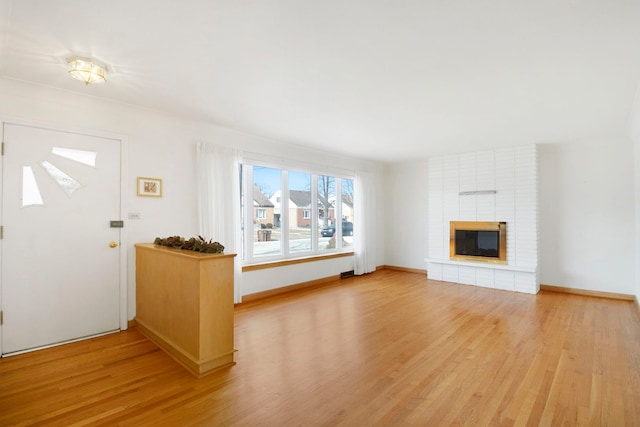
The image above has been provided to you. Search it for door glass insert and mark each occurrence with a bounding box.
[51,147,97,167]
[41,161,82,197]
[22,166,44,207]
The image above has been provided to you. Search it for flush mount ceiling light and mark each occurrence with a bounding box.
[66,57,106,85]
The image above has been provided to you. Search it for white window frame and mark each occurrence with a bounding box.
[242,161,354,264]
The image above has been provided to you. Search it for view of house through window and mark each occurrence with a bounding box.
[243,163,354,263]
[252,166,280,258]
[288,171,312,254]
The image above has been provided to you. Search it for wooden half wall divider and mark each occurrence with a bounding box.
[135,243,237,377]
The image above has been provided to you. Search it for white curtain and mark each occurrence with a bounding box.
[196,142,243,303]
[354,171,377,275]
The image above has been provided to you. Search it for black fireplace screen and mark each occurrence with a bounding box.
[454,230,499,258]
[449,221,506,263]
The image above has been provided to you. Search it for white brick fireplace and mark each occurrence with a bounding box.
[425,145,539,293]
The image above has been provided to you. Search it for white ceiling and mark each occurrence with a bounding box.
[1,0,640,163]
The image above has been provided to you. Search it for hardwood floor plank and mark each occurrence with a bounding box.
[1,270,640,426]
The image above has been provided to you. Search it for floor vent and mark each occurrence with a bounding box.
[340,270,355,279]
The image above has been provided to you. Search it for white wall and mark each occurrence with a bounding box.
[384,160,429,270]
[539,138,635,294]
[631,84,640,303]
[382,138,636,295]
[2,75,634,316]
[0,78,385,319]
[635,131,640,302]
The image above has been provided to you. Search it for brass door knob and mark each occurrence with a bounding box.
[109,241,118,248]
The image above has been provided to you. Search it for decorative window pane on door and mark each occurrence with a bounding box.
[41,161,82,197]
[22,166,44,207]
[51,147,97,167]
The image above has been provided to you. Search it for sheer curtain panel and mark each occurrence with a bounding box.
[197,142,242,303]
[354,171,377,275]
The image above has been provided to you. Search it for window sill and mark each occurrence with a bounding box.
[243,251,354,272]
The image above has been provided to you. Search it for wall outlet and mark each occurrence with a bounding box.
[128,212,141,220]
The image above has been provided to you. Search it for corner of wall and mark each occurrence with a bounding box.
[631,81,640,303]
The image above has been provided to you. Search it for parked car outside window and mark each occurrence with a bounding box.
[321,221,353,237]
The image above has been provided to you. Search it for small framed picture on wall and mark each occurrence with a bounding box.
[137,177,162,197]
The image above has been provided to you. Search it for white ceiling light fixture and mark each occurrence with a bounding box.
[66,57,106,85]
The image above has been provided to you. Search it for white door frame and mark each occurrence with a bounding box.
[0,116,129,355]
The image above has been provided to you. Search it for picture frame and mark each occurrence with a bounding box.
[137,177,162,197]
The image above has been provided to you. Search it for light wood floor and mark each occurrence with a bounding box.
[2,270,640,426]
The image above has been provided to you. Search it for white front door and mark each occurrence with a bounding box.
[1,122,122,355]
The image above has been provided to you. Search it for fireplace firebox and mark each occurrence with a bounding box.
[450,221,506,264]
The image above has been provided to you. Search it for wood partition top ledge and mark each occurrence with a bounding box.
[135,243,237,260]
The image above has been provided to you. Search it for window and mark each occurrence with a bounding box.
[289,171,311,255]
[252,166,280,258]
[242,163,355,263]
[317,175,335,252]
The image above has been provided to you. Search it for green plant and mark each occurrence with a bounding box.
[153,235,224,254]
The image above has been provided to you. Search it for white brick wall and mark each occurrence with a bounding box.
[427,157,445,260]
[426,145,539,294]
[494,270,515,291]
[476,268,495,288]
